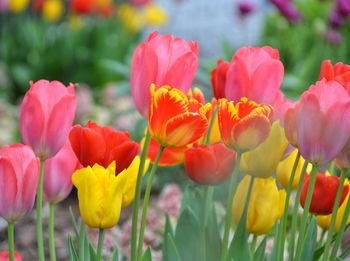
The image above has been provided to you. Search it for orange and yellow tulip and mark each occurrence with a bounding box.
[218,97,273,152]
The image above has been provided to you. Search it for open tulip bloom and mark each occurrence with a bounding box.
[5,32,350,261]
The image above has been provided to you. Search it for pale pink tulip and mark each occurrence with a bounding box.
[20,80,76,160]
[130,32,198,117]
[43,140,80,204]
[0,144,39,222]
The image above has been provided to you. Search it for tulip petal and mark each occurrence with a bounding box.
[0,158,17,220]
[21,159,39,215]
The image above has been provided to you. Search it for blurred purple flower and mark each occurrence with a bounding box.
[329,9,344,28]
[238,1,255,17]
[270,0,302,23]
[337,0,350,17]
[323,29,342,45]
[0,0,9,12]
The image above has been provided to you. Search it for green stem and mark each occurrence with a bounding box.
[205,108,217,145]
[330,170,350,260]
[37,159,45,261]
[295,163,319,261]
[288,160,308,261]
[8,222,14,261]
[317,229,326,248]
[321,169,346,261]
[131,128,151,261]
[201,186,213,261]
[49,204,56,261]
[136,146,164,261]
[96,229,105,261]
[251,234,258,253]
[220,152,242,261]
[79,221,86,261]
[277,151,301,260]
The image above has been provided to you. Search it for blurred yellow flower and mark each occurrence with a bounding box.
[9,0,29,13]
[118,4,143,33]
[276,149,308,190]
[72,161,127,229]
[240,120,289,178]
[42,0,64,23]
[69,15,83,30]
[232,176,286,235]
[316,178,350,232]
[142,4,168,27]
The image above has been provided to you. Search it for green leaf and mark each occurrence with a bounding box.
[142,247,152,261]
[174,207,204,261]
[162,215,174,261]
[180,187,203,220]
[164,233,181,261]
[89,243,97,261]
[205,204,222,261]
[301,217,317,260]
[69,206,79,239]
[269,223,279,261]
[254,237,267,261]
[68,235,78,261]
[313,246,325,261]
[112,247,119,261]
[340,243,350,259]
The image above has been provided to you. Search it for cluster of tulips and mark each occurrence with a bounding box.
[1,31,350,261]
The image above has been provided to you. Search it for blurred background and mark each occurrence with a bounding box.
[0,0,350,259]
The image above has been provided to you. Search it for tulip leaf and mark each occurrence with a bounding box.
[69,206,79,239]
[164,214,174,237]
[313,246,325,261]
[142,247,152,261]
[180,187,203,220]
[206,204,222,261]
[68,235,78,261]
[89,243,97,261]
[254,237,267,261]
[301,217,317,261]
[269,223,280,261]
[163,215,175,261]
[112,247,119,261]
[164,233,182,261]
[174,207,205,261]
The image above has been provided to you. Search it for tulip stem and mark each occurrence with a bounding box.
[220,152,241,261]
[321,169,346,261]
[277,151,301,260]
[137,146,164,261]
[317,229,327,247]
[251,233,258,253]
[131,128,151,261]
[49,204,56,261]
[201,186,213,261]
[8,222,14,261]
[205,108,217,145]
[96,229,105,261]
[295,163,319,261]
[288,160,308,261]
[36,159,45,261]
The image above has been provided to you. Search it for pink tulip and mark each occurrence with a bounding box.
[221,46,284,105]
[0,251,22,261]
[20,80,76,160]
[43,140,80,204]
[285,79,350,164]
[130,32,199,117]
[0,144,40,222]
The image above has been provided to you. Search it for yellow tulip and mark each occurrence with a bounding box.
[142,4,168,27]
[232,176,286,235]
[42,0,64,23]
[72,161,127,229]
[316,178,350,232]
[121,156,150,208]
[118,4,143,33]
[240,120,289,178]
[276,149,309,190]
[9,0,29,13]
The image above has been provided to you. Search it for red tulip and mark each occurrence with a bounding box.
[184,142,236,185]
[0,144,39,222]
[69,121,140,174]
[20,80,76,160]
[70,0,94,14]
[300,173,349,215]
[131,32,199,117]
[0,251,22,261]
[319,60,350,93]
[211,59,229,99]
[43,140,80,204]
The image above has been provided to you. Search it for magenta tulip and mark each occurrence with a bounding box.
[0,144,39,222]
[130,32,199,117]
[43,140,80,204]
[285,79,350,164]
[20,80,76,160]
[222,46,284,105]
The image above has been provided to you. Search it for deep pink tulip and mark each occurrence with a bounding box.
[0,251,22,261]
[43,140,80,204]
[130,32,199,117]
[20,80,76,160]
[223,46,284,105]
[284,79,350,164]
[0,144,40,222]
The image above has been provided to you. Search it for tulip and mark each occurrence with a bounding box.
[20,80,76,160]
[270,0,302,23]
[148,85,210,148]
[218,97,273,152]
[276,149,308,190]
[0,251,22,261]
[72,161,127,229]
[222,46,284,105]
[300,173,349,215]
[0,0,9,12]
[43,140,80,204]
[184,142,236,185]
[319,60,350,92]
[142,3,168,27]
[238,1,255,17]
[42,0,64,22]
[0,144,39,222]
[211,59,229,99]
[69,121,140,174]
[8,0,28,13]
[70,0,94,14]
[240,120,289,178]
[284,79,350,164]
[336,0,350,17]
[131,32,198,117]
[232,176,286,235]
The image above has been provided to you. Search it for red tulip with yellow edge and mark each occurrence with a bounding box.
[148,84,210,148]
[218,97,273,152]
